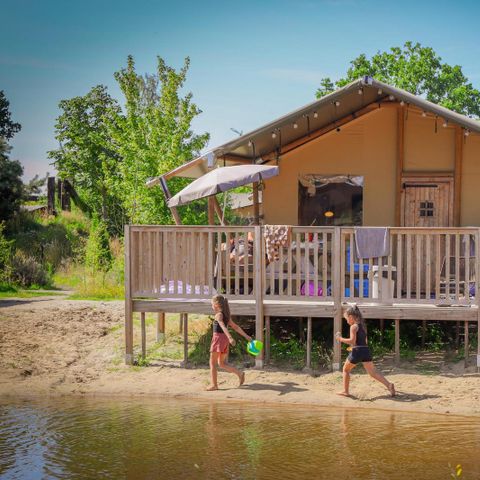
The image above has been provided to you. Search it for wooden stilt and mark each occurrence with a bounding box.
[140,312,146,359]
[394,319,400,364]
[421,320,427,349]
[179,314,183,334]
[380,319,385,342]
[265,316,270,365]
[477,311,480,373]
[464,320,469,368]
[455,321,460,351]
[182,313,188,366]
[332,227,342,371]
[156,312,165,343]
[253,182,260,225]
[306,317,312,370]
[124,225,134,365]
[254,225,264,368]
[208,197,215,225]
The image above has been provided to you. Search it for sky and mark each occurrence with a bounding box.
[1,0,480,180]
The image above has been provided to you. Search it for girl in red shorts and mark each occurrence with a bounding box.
[206,295,252,391]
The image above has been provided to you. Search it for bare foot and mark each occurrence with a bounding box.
[206,385,218,391]
[388,383,396,397]
[239,372,245,387]
[336,391,351,397]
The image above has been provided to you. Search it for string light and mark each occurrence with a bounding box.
[293,122,298,129]
[422,111,427,117]
[464,129,470,137]
[400,100,405,106]
[334,101,340,106]
[271,131,276,139]
[358,88,363,95]
[378,89,383,95]
[313,111,318,118]
[389,95,395,101]
[442,119,448,128]
[248,140,253,147]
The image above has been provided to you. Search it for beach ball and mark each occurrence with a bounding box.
[247,340,263,356]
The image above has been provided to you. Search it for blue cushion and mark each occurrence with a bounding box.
[345,279,369,298]
[346,247,370,273]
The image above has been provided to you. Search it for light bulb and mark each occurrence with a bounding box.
[389,95,395,101]
[400,100,405,106]
[313,111,318,118]
[378,89,383,95]
[271,132,276,139]
[465,130,470,137]
[442,120,448,128]
[248,140,253,147]
[422,111,427,117]
[358,88,363,95]
[293,122,298,129]
[334,101,340,106]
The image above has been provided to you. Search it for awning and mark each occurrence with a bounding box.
[167,165,279,207]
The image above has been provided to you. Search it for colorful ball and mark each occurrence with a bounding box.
[247,340,263,356]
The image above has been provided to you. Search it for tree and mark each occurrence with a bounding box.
[316,42,480,117]
[48,85,126,234]
[0,139,23,221]
[110,55,209,225]
[0,90,21,139]
[23,173,47,198]
[85,215,113,273]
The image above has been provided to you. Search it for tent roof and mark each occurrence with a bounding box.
[158,77,480,181]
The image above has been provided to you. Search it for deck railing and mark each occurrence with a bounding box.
[126,225,479,306]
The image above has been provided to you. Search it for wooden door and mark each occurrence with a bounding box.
[401,176,454,227]
[400,176,454,296]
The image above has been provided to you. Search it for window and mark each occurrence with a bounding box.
[419,201,434,217]
[298,175,363,226]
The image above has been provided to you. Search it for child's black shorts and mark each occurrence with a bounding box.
[347,346,373,364]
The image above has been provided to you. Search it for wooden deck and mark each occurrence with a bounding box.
[125,225,480,370]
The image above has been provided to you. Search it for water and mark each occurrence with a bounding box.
[0,397,479,480]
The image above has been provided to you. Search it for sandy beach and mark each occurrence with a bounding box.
[1,296,479,417]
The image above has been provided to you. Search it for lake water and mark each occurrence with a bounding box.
[0,397,479,479]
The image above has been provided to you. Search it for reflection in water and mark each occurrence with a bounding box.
[0,397,479,479]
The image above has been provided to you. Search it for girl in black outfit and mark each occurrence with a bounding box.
[336,305,395,397]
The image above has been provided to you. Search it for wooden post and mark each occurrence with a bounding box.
[159,176,182,225]
[57,178,62,206]
[253,182,260,225]
[254,225,264,368]
[156,312,165,343]
[62,179,71,211]
[455,321,460,351]
[464,320,469,368]
[179,314,183,334]
[421,320,427,349]
[265,316,270,365]
[47,176,56,215]
[395,105,405,226]
[140,312,146,359]
[124,225,134,365]
[380,319,385,342]
[306,317,312,370]
[332,227,342,371]
[208,197,215,225]
[212,197,226,225]
[182,313,188,366]
[394,319,400,364]
[454,126,463,227]
[477,310,480,373]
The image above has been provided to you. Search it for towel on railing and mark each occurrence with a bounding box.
[264,225,292,262]
[354,227,390,259]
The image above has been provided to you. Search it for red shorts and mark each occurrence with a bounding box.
[210,333,229,354]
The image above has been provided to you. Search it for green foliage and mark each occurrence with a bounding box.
[10,251,50,287]
[49,55,210,231]
[23,173,47,197]
[316,41,480,117]
[85,216,113,273]
[0,90,21,140]
[48,85,126,235]
[110,55,209,225]
[0,139,24,221]
[0,222,13,282]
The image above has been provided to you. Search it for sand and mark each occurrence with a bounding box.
[1,296,479,417]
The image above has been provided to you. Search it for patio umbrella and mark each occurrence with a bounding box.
[167,164,279,207]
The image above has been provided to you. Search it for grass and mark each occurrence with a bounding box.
[0,283,64,299]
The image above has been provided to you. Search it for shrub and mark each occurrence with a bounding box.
[10,251,49,287]
[0,222,13,282]
[85,216,113,273]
